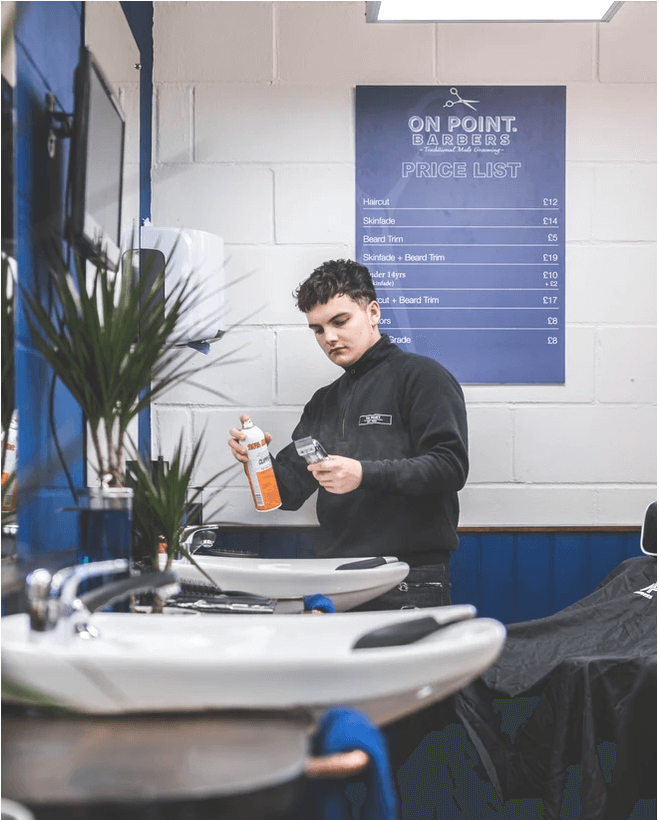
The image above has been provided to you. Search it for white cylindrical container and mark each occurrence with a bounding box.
[242,418,282,512]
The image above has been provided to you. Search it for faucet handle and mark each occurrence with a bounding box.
[53,559,130,614]
[25,568,56,632]
[26,560,130,634]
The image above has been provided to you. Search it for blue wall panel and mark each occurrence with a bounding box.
[214,528,645,624]
[516,533,555,620]
[14,1,84,561]
[479,533,517,625]
[12,2,142,563]
[552,532,589,613]
[449,533,481,614]
[449,530,644,623]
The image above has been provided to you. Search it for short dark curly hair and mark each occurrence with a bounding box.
[294,259,377,313]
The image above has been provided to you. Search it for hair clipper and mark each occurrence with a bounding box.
[294,436,330,464]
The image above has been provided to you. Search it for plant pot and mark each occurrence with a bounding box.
[77,488,133,603]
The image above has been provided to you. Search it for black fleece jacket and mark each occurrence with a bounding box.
[271,335,469,564]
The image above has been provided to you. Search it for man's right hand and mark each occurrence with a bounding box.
[228,414,273,464]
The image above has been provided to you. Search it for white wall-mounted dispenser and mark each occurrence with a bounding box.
[137,226,226,346]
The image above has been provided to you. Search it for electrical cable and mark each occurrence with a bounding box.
[48,369,78,506]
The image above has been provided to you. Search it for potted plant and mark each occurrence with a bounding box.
[21,242,219,569]
[128,433,232,611]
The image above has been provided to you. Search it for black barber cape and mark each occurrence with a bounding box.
[450,556,657,820]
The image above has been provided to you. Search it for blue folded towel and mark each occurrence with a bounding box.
[304,706,399,820]
[304,594,335,613]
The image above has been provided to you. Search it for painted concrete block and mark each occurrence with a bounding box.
[274,165,355,244]
[277,2,435,85]
[121,164,140,241]
[222,244,353,326]
[191,408,252,489]
[152,407,191,464]
[514,405,657,483]
[276,328,341,405]
[599,1,657,83]
[152,164,273,243]
[154,329,276,408]
[118,84,141,170]
[154,2,273,83]
[194,85,352,163]
[567,83,657,162]
[437,22,594,84]
[202,485,319,527]
[465,406,514,483]
[592,164,657,241]
[596,487,658,527]
[459,486,598,527]
[463,326,597,404]
[596,326,657,404]
[192,407,307,489]
[567,244,657,324]
[156,85,193,165]
[565,164,595,240]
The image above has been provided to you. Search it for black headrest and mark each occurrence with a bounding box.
[641,502,657,556]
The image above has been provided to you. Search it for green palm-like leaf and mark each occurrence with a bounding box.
[21,244,208,486]
[127,433,232,607]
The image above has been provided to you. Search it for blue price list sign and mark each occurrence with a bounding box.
[355,86,566,384]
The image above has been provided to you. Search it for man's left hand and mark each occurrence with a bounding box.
[308,456,363,494]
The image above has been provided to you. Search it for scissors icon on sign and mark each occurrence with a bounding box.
[443,87,479,111]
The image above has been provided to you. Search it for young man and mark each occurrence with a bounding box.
[228,259,468,610]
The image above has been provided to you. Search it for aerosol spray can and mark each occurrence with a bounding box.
[1,411,18,513]
[242,417,282,512]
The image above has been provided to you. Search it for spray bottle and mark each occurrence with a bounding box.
[241,417,282,512]
[1,411,18,513]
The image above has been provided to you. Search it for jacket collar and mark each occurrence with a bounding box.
[342,334,393,378]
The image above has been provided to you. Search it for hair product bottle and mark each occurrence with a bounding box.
[241,417,282,512]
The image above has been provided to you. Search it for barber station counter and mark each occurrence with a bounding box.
[1,705,310,820]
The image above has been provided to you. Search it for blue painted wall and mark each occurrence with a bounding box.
[211,527,643,623]
[12,2,150,567]
[450,529,643,622]
[119,2,153,227]
[14,1,84,561]
[119,1,154,461]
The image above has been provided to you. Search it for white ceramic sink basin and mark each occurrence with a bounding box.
[161,553,410,612]
[1,605,505,725]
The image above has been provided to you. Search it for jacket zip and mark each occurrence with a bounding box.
[340,372,358,443]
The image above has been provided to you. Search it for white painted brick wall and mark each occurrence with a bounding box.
[437,22,597,85]
[567,245,656,324]
[152,1,656,527]
[223,244,353,326]
[592,165,657,240]
[596,326,657,403]
[274,165,356,244]
[276,328,339,404]
[599,1,657,83]
[275,3,437,86]
[194,85,353,163]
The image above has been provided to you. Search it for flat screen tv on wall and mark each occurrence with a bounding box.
[67,47,125,272]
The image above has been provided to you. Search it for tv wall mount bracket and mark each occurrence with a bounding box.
[45,92,73,159]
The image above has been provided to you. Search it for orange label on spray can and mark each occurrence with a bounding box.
[244,437,282,511]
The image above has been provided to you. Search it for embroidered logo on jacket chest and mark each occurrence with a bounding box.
[359,413,393,426]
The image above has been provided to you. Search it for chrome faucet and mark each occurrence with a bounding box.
[25,560,180,643]
[179,525,219,554]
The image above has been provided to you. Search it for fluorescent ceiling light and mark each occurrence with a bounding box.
[366,1,623,22]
